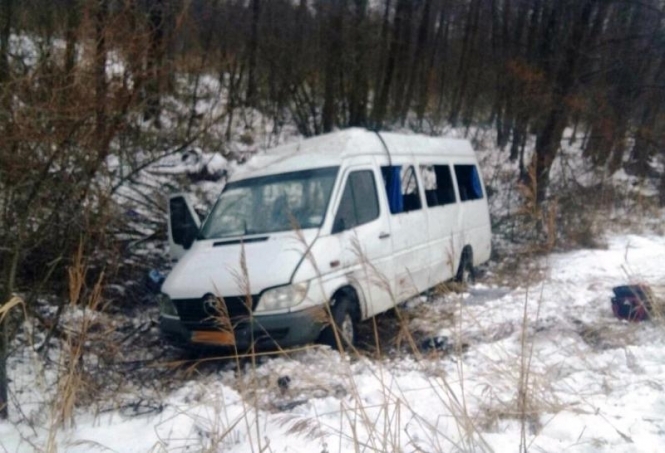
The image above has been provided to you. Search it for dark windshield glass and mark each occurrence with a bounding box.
[199,167,339,239]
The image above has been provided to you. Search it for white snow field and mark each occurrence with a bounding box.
[2,233,664,453]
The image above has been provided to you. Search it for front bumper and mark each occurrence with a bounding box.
[159,305,327,352]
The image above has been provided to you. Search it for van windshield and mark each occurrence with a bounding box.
[199,167,339,239]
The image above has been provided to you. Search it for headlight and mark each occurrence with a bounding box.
[158,293,178,317]
[255,282,309,313]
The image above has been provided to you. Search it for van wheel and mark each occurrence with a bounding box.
[318,295,357,351]
[455,249,475,286]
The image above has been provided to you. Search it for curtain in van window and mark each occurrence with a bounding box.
[471,166,483,199]
[382,166,403,214]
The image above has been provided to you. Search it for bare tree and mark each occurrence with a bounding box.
[449,0,481,127]
[532,0,595,203]
[0,0,13,420]
[348,0,369,127]
[372,0,409,128]
[321,0,346,132]
[401,0,433,127]
[145,0,165,123]
[246,0,261,106]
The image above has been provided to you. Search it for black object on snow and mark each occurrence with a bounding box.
[418,335,451,353]
[277,375,291,393]
[611,284,651,322]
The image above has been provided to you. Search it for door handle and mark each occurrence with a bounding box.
[379,232,391,239]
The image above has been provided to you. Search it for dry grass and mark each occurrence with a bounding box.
[5,250,652,453]
[198,229,551,453]
[0,297,25,324]
[2,237,528,452]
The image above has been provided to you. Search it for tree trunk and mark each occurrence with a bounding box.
[500,0,531,150]
[403,0,433,127]
[0,19,15,409]
[489,0,504,145]
[606,4,652,174]
[145,0,164,122]
[632,100,661,177]
[527,0,544,63]
[0,246,19,421]
[531,0,594,203]
[435,14,451,122]
[321,0,345,133]
[372,0,408,128]
[372,0,391,114]
[0,0,11,84]
[0,315,7,419]
[95,0,108,144]
[246,0,260,106]
[63,0,80,84]
[0,2,14,418]
[391,0,414,119]
[348,0,368,127]
[607,123,629,174]
[534,108,567,202]
[510,115,527,163]
[449,0,480,126]
[659,168,665,207]
[424,0,448,125]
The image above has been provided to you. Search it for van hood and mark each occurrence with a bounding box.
[161,230,318,299]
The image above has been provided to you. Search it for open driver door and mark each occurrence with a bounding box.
[167,194,201,262]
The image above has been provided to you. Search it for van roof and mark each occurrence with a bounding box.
[232,128,476,181]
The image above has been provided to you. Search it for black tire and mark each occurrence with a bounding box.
[455,249,475,285]
[318,294,357,351]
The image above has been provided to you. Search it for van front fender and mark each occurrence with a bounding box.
[300,273,369,320]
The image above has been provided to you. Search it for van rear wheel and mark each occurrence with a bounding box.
[455,249,475,286]
[318,295,357,351]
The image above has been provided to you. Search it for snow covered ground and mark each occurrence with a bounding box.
[2,233,664,452]
[3,123,664,452]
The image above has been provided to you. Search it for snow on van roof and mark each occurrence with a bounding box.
[232,128,475,181]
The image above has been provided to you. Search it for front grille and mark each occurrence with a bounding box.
[172,295,258,326]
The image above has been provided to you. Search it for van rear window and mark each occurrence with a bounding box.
[420,165,457,207]
[454,165,484,201]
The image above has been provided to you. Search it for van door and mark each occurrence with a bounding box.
[331,166,394,317]
[380,164,430,299]
[168,194,201,262]
[452,163,492,265]
[419,164,460,284]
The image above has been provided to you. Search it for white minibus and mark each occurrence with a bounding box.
[159,128,491,351]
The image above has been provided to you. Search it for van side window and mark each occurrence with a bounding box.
[332,170,380,233]
[454,165,484,201]
[380,165,422,213]
[420,165,457,207]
